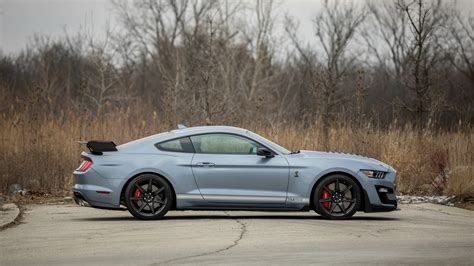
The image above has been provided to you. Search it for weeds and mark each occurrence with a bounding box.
[1,109,472,199]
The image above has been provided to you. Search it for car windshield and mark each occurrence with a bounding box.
[247,131,291,155]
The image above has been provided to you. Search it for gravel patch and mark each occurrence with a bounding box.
[397,195,458,206]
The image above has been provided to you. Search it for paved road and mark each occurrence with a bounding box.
[0,203,473,265]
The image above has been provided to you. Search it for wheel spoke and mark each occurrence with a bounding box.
[341,185,352,196]
[154,198,165,205]
[135,184,145,193]
[129,177,169,216]
[338,203,346,214]
[153,187,165,196]
[323,186,334,195]
[343,199,355,203]
[329,202,337,214]
[319,198,331,203]
[335,179,340,192]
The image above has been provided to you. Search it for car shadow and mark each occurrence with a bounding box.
[74,214,399,222]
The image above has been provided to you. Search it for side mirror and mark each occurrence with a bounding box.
[257,147,274,158]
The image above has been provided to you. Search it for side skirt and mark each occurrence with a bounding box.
[176,194,309,211]
[178,206,309,211]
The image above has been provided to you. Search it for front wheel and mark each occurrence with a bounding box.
[313,174,361,219]
[125,174,173,220]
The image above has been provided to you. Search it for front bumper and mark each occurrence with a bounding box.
[362,188,398,212]
[358,170,398,212]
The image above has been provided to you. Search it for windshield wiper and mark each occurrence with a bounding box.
[290,150,300,154]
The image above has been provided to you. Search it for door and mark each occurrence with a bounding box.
[190,133,290,205]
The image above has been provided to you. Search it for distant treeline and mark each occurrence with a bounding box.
[0,0,472,133]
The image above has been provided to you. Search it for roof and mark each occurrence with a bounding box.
[169,125,248,136]
[117,126,251,151]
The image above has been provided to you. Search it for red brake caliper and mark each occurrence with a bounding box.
[134,188,141,198]
[322,190,330,209]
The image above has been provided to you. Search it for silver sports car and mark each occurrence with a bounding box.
[73,125,397,220]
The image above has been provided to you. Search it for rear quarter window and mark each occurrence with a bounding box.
[155,137,195,153]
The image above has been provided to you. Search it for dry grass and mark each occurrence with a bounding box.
[1,109,473,199]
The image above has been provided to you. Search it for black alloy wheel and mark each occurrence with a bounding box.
[313,174,361,219]
[125,174,173,220]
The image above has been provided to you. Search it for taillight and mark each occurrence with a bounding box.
[77,157,93,172]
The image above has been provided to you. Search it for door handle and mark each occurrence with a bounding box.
[196,162,215,167]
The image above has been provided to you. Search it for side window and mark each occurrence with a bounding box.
[190,134,263,154]
[155,137,194,153]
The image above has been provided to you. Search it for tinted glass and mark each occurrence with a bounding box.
[190,134,262,154]
[155,137,194,153]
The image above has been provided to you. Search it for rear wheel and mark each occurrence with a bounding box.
[125,174,173,220]
[313,174,361,219]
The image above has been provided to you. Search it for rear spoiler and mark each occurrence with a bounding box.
[78,140,118,155]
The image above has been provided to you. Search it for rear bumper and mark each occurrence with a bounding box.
[73,191,91,207]
[73,190,123,210]
[73,168,121,209]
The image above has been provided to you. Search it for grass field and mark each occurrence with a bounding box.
[1,110,473,199]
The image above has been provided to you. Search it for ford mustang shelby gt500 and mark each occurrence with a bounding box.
[73,125,397,220]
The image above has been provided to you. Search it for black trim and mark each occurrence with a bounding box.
[365,204,398,212]
[155,137,195,153]
[361,187,370,211]
[81,140,117,155]
[361,188,398,212]
[257,147,275,158]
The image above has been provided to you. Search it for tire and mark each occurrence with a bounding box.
[313,174,361,220]
[125,174,174,220]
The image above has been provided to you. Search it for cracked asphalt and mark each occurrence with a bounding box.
[0,203,473,265]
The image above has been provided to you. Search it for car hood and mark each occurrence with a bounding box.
[296,150,392,171]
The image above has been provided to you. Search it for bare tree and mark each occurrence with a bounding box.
[397,0,450,136]
[447,12,474,83]
[286,0,366,148]
[199,14,223,125]
[81,33,121,118]
[365,0,410,79]
[1,0,473,132]
[248,0,275,101]
[112,0,193,126]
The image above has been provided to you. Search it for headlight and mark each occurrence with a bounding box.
[361,169,386,179]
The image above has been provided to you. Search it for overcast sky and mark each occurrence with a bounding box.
[1,0,473,55]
